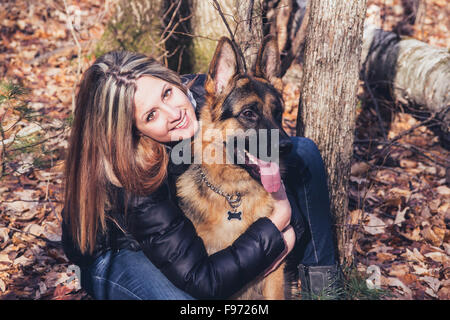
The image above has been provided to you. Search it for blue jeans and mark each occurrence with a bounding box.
[81,249,194,300]
[81,137,336,299]
[285,137,336,266]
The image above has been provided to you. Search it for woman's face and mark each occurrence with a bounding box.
[134,76,198,143]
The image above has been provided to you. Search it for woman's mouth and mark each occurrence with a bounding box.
[174,112,189,129]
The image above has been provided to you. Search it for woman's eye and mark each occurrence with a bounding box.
[163,88,172,100]
[146,110,156,122]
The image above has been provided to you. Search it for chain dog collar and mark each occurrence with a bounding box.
[198,168,243,220]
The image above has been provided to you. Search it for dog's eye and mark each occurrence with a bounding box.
[243,110,254,117]
[242,109,257,120]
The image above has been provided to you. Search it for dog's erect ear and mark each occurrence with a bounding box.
[206,37,240,96]
[254,35,281,84]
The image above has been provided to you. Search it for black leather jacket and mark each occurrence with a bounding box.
[61,74,305,299]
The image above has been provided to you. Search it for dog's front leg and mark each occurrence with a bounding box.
[262,262,285,300]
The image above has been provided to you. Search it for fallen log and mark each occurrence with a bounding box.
[361,24,450,147]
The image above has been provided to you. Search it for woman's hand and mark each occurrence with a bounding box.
[264,225,296,276]
[264,181,295,276]
[268,181,292,232]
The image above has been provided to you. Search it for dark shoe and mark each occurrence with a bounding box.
[298,264,344,299]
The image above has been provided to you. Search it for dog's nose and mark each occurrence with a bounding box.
[279,139,292,156]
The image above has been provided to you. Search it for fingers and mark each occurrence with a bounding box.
[263,225,296,277]
[271,180,287,201]
[282,225,295,254]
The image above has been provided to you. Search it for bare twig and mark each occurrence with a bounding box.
[363,74,388,141]
[247,0,255,31]
[161,0,183,39]
[159,14,192,45]
[63,0,83,112]
[1,199,62,203]
[385,108,447,146]
[355,139,449,167]
[211,0,248,73]
[171,30,220,42]
[9,127,67,153]
[0,222,61,246]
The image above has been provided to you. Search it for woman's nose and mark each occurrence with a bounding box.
[162,104,181,122]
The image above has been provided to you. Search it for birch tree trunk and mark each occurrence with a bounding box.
[296,0,367,264]
[361,24,450,146]
[190,0,263,72]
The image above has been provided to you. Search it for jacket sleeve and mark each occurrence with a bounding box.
[127,183,286,299]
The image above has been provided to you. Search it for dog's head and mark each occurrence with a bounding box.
[200,36,292,192]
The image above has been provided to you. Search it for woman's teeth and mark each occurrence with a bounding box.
[175,114,187,129]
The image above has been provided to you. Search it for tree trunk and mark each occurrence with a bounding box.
[267,0,309,76]
[190,0,230,72]
[296,0,367,264]
[96,0,165,59]
[361,24,450,146]
[234,0,264,71]
[190,0,264,72]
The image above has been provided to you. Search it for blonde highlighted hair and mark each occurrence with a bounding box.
[64,51,187,254]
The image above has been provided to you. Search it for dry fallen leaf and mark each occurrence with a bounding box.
[389,263,410,277]
[399,158,418,168]
[438,286,450,300]
[402,248,425,263]
[435,185,450,197]
[13,255,34,267]
[421,225,444,247]
[42,221,62,242]
[364,214,386,235]
[412,265,430,276]
[400,226,422,242]
[351,162,371,176]
[53,284,74,300]
[383,276,413,298]
[420,276,441,293]
[23,223,45,237]
[377,252,397,262]
[444,243,450,256]
[0,278,6,293]
[424,252,448,263]
[0,228,10,245]
[0,253,12,266]
[394,207,408,226]
[389,187,412,199]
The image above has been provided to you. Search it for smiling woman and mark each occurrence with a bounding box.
[134,76,199,143]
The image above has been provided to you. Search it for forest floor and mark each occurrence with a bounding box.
[0,0,448,300]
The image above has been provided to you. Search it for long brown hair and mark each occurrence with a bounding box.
[64,51,187,254]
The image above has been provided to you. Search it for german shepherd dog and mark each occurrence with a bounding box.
[176,36,294,299]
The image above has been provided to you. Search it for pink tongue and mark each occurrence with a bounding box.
[256,158,281,193]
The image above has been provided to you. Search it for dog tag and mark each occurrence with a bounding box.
[227,211,242,220]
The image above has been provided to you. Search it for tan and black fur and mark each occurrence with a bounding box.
[176,36,293,300]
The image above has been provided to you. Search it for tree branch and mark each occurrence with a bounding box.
[211,0,248,73]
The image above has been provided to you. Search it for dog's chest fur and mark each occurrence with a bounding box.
[176,166,278,299]
[177,166,274,255]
